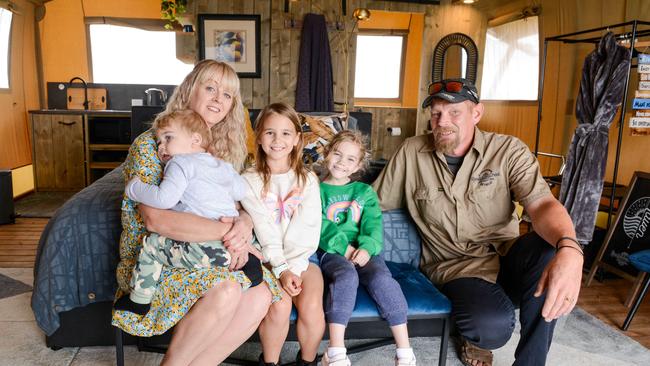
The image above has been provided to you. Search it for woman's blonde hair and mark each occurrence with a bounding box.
[323,129,369,177]
[165,60,247,171]
[253,103,308,195]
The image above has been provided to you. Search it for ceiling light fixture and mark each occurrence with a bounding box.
[352,8,371,21]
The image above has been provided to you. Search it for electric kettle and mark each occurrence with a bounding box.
[145,88,167,106]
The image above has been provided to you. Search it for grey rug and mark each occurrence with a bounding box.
[14,191,76,218]
[2,267,647,365]
[225,308,649,366]
[0,273,32,300]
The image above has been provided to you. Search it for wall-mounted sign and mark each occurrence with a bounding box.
[639,64,650,73]
[638,53,650,64]
[630,117,650,136]
[632,98,650,109]
[635,90,650,98]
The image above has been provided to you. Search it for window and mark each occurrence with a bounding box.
[481,16,539,100]
[89,24,192,85]
[0,8,12,89]
[351,10,424,108]
[354,34,404,99]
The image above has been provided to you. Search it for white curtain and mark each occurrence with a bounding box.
[481,16,539,100]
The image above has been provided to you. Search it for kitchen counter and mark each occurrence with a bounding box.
[30,109,131,115]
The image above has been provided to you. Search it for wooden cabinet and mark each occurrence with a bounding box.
[30,111,132,190]
[31,113,86,191]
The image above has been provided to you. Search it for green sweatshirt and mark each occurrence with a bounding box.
[319,181,383,256]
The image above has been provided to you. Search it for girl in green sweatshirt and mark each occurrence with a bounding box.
[318,130,416,366]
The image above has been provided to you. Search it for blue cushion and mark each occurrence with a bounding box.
[630,249,650,273]
[381,210,421,267]
[289,262,450,322]
[348,262,451,321]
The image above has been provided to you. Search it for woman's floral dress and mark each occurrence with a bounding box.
[111,130,282,336]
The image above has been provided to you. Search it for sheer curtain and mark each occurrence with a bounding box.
[481,16,539,100]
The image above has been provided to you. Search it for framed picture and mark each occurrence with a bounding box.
[587,171,650,283]
[198,14,261,78]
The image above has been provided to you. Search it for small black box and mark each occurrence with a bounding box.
[0,170,15,225]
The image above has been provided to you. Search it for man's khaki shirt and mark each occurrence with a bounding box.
[373,128,551,285]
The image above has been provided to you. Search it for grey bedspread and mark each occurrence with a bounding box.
[31,166,124,336]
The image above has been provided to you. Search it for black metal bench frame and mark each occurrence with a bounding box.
[115,313,450,366]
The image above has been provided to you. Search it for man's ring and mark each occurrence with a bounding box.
[564,296,573,302]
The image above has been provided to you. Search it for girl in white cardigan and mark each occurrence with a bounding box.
[241,103,324,366]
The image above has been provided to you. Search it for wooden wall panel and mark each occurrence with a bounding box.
[194,0,270,109]
[31,114,54,188]
[481,101,538,145]
[25,0,650,180]
[233,0,254,107]
[249,0,485,159]
[31,0,488,162]
[416,3,487,136]
[253,0,271,109]
[626,0,650,19]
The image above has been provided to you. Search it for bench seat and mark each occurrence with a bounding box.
[288,262,450,322]
[119,210,452,366]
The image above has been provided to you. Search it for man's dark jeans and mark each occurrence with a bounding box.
[441,232,556,366]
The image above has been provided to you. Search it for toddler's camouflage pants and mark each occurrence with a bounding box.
[129,232,231,304]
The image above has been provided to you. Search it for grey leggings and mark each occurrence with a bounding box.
[320,252,408,326]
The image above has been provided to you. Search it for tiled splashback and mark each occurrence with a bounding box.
[46,82,177,110]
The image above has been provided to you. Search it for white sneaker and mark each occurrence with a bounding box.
[395,355,417,366]
[321,352,351,366]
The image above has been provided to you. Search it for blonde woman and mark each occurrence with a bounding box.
[112,60,281,365]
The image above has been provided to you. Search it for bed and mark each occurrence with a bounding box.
[31,166,132,347]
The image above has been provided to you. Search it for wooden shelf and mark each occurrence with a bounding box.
[89,162,122,169]
[88,144,130,151]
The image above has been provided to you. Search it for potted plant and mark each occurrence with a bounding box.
[161,0,188,30]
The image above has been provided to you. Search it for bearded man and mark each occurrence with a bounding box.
[372,79,583,366]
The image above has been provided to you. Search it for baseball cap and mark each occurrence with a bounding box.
[421,78,480,108]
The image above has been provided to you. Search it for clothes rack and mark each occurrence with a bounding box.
[536,20,650,231]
